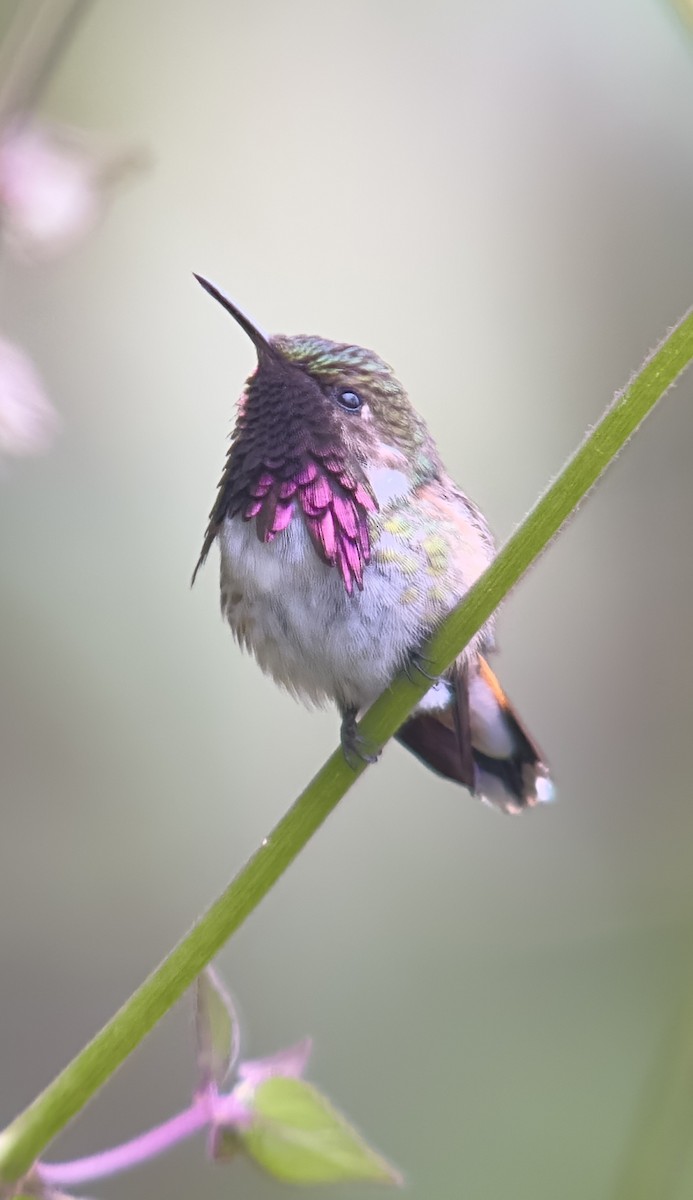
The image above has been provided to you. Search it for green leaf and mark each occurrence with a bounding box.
[240,1076,402,1185]
[195,967,239,1089]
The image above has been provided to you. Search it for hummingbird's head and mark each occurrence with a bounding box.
[193,276,442,592]
[193,275,440,473]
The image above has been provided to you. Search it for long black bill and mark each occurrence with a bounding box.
[193,273,273,358]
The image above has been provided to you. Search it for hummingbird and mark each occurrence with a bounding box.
[193,276,553,814]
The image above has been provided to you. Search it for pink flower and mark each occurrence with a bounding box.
[237,1038,313,1087]
[0,336,58,456]
[0,121,144,260]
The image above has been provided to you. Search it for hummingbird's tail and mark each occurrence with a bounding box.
[395,655,554,815]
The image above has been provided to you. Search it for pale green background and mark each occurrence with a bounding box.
[2,1,693,1197]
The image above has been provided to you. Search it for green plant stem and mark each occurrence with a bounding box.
[1,309,693,1186]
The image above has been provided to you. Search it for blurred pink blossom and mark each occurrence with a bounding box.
[0,335,58,455]
[0,120,144,260]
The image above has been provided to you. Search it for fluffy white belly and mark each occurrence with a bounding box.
[218,515,425,711]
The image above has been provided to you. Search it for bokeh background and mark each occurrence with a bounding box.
[2,1,693,1197]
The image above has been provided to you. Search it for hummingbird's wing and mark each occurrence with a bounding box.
[395,665,476,791]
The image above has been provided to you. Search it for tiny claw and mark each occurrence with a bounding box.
[340,708,380,769]
[404,648,438,683]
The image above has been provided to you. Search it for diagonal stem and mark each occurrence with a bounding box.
[37,1090,249,1188]
[0,307,692,1186]
[0,0,93,127]
[38,1104,209,1187]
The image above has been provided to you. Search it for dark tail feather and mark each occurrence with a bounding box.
[396,712,477,790]
[396,655,554,815]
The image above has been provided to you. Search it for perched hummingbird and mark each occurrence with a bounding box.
[193,276,553,814]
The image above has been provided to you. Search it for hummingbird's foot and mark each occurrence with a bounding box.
[404,647,438,684]
[340,707,380,769]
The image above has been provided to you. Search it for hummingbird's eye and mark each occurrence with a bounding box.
[336,389,362,412]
